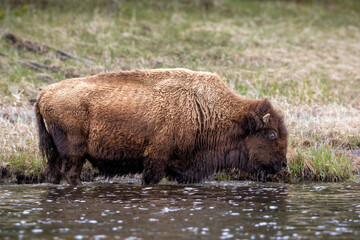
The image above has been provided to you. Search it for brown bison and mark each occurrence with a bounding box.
[35,68,288,186]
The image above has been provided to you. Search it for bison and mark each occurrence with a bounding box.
[35,68,288,186]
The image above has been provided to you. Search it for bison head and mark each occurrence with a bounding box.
[241,99,288,181]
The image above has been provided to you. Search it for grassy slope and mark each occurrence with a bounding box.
[0,0,359,183]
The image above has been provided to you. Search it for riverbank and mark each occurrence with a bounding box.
[1,0,359,184]
[1,159,359,184]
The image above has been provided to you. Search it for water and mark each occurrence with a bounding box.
[0,181,359,239]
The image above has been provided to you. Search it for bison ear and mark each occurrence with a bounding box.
[258,99,272,115]
[243,99,272,133]
[262,113,270,124]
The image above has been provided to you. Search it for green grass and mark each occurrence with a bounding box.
[1,151,44,175]
[288,144,354,182]
[0,0,359,183]
[0,151,45,183]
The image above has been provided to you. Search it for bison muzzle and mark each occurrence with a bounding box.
[35,68,288,186]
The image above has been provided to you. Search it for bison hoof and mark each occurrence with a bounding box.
[256,170,267,182]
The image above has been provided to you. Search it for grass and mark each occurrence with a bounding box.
[0,0,359,183]
[0,151,44,179]
[288,144,354,182]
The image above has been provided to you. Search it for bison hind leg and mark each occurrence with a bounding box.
[46,156,63,184]
[60,156,86,186]
[46,124,87,186]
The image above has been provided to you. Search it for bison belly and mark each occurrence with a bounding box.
[86,118,150,177]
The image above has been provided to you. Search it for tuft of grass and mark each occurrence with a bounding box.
[1,151,44,176]
[215,171,233,182]
[288,144,354,182]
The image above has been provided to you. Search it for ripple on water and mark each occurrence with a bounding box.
[158,207,183,214]
[31,229,43,233]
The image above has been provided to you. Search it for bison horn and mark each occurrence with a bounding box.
[262,113,270,124]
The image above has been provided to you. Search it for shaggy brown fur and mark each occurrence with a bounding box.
[35,68,288,186]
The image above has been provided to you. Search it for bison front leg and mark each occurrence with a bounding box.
[175,168,204,184]
[142,158,166,185]
[60,156,85,186]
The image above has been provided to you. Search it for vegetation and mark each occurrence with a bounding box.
[0,0,359,183]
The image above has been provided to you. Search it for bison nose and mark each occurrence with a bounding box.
[281,160,287,169]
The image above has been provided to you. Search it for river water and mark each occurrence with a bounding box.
[0,180,359,239]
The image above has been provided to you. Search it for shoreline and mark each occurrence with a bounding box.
[1,162,358,185]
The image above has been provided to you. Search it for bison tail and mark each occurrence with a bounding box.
[34,101,58,166]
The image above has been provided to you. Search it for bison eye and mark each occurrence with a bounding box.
[268,130,277,140]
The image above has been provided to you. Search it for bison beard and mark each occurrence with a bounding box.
[35,69,288,186]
